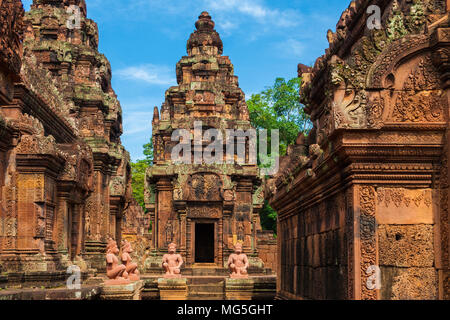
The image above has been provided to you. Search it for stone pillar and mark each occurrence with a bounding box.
[431,25,450,300]
[186,217,193,266]
[158,278,188,300]
[276,219,282,298]
[223,202,233,262]
[174,200,187,258]
[225,278,254,300]
[218,216,223,266]
[55,188,69,255]
[109,195,124,243]
[101,280,144,300]
[156,178,173,251]
[235,179,253,253]
[345,186,357,300]
[83,166,111,271]
[0,149,18,270]
[72,204,84,259]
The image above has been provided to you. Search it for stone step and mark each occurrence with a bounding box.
[188,293,224,300]
[188,284,224,293]
[192,269,227,276]
[189,277,224,285]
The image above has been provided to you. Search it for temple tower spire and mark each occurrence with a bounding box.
[145,12,274,273]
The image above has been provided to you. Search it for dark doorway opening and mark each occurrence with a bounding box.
[195,223,215,263]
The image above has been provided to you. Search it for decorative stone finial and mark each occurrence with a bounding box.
[152,106,160,124]
[31,0,87,17]
[195,11,215,31]
[187,11,223,56]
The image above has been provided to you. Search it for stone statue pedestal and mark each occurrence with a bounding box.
[163,274,182,279]
[101,280,144,300]
[158,278,188,300]
[104,278,131,286]
[225,278,254,300]
[230,273,249,279]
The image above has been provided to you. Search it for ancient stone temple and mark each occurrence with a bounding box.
[0,0,131,283]
[145,12,274,272]
[267,0,450,300]
[23,0,132,270]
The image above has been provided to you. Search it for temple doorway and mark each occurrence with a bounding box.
[195,223,215,263]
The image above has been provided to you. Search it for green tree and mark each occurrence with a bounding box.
[247,77,311,233]
[131,139,153,212]
[247,77,310,155]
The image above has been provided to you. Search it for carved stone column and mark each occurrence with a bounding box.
[235,179,253,253]
[83,159,112,271]
[174,200,187,257]
[156,178,173,251]
[431,23,450,300]
[55,185,70,255]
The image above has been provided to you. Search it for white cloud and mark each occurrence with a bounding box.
[275,38,304,59]
[284,39,304,56]
[217,20,238,33]
[123,111,154,135]
[205,0,300,27]
[115,64,176,86]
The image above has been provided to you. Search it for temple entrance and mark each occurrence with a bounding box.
[195,223,215,263]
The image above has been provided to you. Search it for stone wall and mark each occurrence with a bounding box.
[22,0,133,271]
[268,0,450,300]
[122,199,152,266]
[277,192,348,299]
[257,231,277,274]
[0,0,131,282]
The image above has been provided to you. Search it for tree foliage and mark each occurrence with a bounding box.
[247,77,311,233]
[247,77,311,156]
[130,139,153,212]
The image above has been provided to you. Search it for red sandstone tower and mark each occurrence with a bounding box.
[0,0,132,276]
[144,12,276,273]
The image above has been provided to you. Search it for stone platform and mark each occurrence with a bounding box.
[100,280,144,300]
[142,275,276,300]
[158,278,188,300]
[0,285,101,300]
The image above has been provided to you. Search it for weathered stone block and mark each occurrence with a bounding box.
[378,224,434,267]
[158,278,188,300]
[376,188,435,225]
[225,278,253,300]
[101,280,144,300]
[381,267,437,300]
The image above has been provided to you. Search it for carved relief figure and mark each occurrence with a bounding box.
[187,173,222,201]
[162,243,184,278]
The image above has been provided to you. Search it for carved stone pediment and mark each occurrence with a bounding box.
[186,173,223,202]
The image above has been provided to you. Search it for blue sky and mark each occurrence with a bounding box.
[22,0,349,161]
